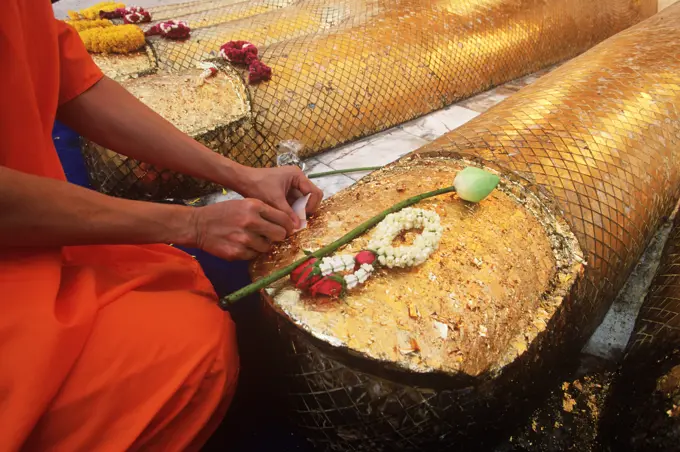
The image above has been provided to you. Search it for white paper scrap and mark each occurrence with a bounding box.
[292,193,311,232]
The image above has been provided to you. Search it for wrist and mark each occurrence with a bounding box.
[216,158,255,192]
[161,204,199,247]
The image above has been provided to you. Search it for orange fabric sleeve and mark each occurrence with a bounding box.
[56,20,104,106]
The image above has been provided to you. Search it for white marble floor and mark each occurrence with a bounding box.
[204,104,483,204]
[302,105,480,197]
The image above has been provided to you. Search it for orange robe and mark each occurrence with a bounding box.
[0,2,239,451]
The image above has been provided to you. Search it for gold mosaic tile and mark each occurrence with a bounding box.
[242,5,680,450]
[85,0,654,199]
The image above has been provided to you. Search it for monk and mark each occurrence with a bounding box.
[0,1,323,450]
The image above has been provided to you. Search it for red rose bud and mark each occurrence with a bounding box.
[290,258,317,285]
[100,8,125,19]
[295,265,323,291]
[164,23,191,40]
[219,41,258,64]
[123,10,151,24]
[248,60,272,84]
[310,275,345,298]
[355,250,376,269]
[145,21,191,40]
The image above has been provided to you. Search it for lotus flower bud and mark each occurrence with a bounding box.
[453,167,500,203]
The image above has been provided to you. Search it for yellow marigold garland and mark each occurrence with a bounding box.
[65,19,113,32]
[68,2,125,20]
[79,24,145,54]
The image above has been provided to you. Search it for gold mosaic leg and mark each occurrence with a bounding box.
[83,0,654,200]
[251,5,680,450]
[602,213,680,450]
[415,3,680,339]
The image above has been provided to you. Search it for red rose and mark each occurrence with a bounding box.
[310,275,345,298]
[145,21,191,40]
[123,10,151,24]
[291,258,316,284]
[100,8,125,19]
[354,250,376,269]
[248,60,272,84]
[164,22,191,40]
[220,41,258,64]
[290,258,322,290]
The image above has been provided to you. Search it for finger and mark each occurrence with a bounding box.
[242,231,271,253]
[289,188,303,199]
[235,247,259,261]
[286,188,303,206]
[259,203,296,235]
[295,176,324,213]
[263,193,300,229]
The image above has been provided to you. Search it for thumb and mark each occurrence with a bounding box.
[273,196,300,229]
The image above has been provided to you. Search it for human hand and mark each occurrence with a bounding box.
[237,166,323,228]
[189,198,294,261]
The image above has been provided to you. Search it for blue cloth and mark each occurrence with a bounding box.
[53,121,92,189]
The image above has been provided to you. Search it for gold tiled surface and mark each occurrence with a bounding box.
[605,211,680,448]
[252,5,680,450]
[628,216,680,356]
[415,3,680,347]
[87,0,654,199]
[172,0,654,164]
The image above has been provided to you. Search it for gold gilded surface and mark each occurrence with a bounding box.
[243,6,680,450]
[149,0,376,73]
[414,3,680,342]
[86,0,654,199]
[255,160,582,376]
[82,65,249,197]
[118,67,249,135]
[627,214,680,355]
[604,207,680,449]
[146,0,276,25]
[154,0,653,163]
[91,47,157,82]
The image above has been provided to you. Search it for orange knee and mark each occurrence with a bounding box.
[24,290,239,452]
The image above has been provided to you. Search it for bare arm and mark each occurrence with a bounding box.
[56,76,324,219]
[0,165,193,248]
[0,166,291,260]
[57,76,251,191]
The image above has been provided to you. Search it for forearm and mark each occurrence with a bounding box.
[0,166,196,248]
[56,76,251,191]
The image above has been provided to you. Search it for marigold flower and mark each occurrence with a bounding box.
[79,24,146,54]
[66,19,113,32]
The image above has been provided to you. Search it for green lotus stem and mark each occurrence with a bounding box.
[219,185,457,308]
[307,166,383,179]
